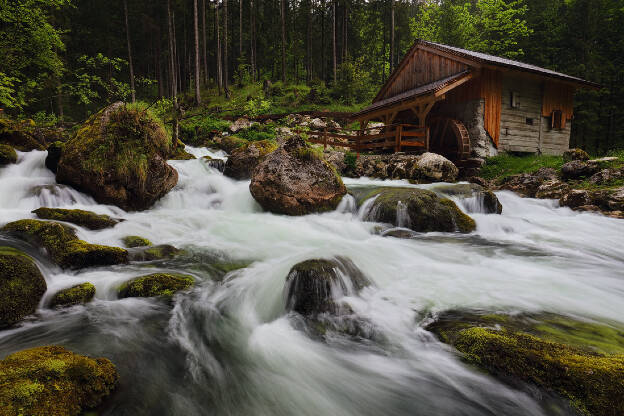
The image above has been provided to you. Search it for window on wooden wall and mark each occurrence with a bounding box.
[551,110,563,129]
[511,91,520,108]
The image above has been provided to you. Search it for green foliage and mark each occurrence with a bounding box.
[331,59,377,105]
[64,54,130,110]
[480,154,564,180]
[243,97,272,118]
[237,123,277,142]
[179,115,230,146]
[344,152,357,171]
[0,0,68,111]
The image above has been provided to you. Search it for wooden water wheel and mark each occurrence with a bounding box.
[428,117,471,161]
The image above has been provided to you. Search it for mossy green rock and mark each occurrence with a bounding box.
[122,235,152,248]
[118,273,194,298]
[32,207,119,230]
[363,187,476,233]
[0,247,46,328]
[0,345,118,416]
[0,143,17,166]
[49,283,96,308]
[0,119,45,151]
[223,139,278,180]
[55,102,178,211]
[428,311,624,416]
[169,139,196,160]
[1,219,128,269]
[220,135,249,153]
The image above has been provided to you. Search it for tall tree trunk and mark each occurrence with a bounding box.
[216,0,223,94]
[239,0,243,57]
[343,1,348,62]
[307,0,312,82]
[123,0,136,103]
[202,0,208,85]
[332,0,336,84]
[194,0,201,104]
[250,0,256,81]
[224,0,230,97]
[280,0,287,82]
[167,0,179,142]
[390,0,395,71]
[321,0,325,81]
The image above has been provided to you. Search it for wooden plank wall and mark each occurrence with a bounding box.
[444,68,502,146]
[499,74,542,153]
[381,49,468,100]
[480,69,502,147]
[542,82,575,128]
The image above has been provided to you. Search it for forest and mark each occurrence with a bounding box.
[1,0,623,154]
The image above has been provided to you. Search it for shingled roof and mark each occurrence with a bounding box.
[418,40,599,88]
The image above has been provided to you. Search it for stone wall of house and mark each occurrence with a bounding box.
[436,98,497,158]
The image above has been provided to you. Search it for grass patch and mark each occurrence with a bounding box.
[480,153,564,181]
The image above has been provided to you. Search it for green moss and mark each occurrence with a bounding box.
[344,151,357,171]
[118,273,194,298]
[0,247,47,327]
[0,143,17,166]
[49,283,96,308]
[220,135,249,152]
[428,311,624,416]
[454,328,624,416]
[1,220,128,269]
[294,145,323,161]
[0,119,45,151]
[60,105,172,192]
[169,139,196,160]
[143,244,181,260]
[122,235,152,248]
[440,199,477,232]
[0,345,118,416]
[32,207,119,230]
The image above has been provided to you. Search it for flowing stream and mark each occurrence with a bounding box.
[1,148,624,415]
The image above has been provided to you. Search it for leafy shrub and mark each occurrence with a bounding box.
[344,152,357,170]
[330,59,377,105]
[237,123,277,142]
[179,115,230,146]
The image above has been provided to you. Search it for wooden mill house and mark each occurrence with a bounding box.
[313,40,599,161]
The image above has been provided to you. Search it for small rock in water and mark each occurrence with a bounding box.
[49,282,96,307]
[32,207,119,230]
[285,257,370,316]
[363,187,476,233]
[0,246,46,328]
[122,235,152,248]
[0,345,118,415]
[0,143,17,166]
[118,273,194,298]
[1,219,128,269]
[44,141,64,173]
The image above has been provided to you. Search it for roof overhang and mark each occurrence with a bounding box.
[353,70,474,121]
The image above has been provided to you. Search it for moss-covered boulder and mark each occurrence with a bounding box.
[55,102,178,211]
[223,139,278,180]
[44,141,64,173]
[0,247,47,328]
[1,220,128,269]
[363,187,476,233]
[563,148,590,163]
[431,183,502,215]
[285,257,370,316]
[169,139,196,160]
[118,273,194,298]
[220,135,249,153]
[0,119,46,151]
[250,136,347,215]
[128,244,182,262]
[427,311,624,416]
[0,345,118,416]
[49,283,96,308]
[122,235,152,248]
[32,207,119,230]
[0,143,17,166]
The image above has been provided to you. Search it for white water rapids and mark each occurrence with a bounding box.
[1,148,623,415]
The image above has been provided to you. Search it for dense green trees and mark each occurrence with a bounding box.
[0,0,622,152]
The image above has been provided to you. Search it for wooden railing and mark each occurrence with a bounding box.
[306,123,429,154]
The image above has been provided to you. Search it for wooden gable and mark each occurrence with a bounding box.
[375,46,471,103]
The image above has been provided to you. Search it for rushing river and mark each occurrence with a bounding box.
[1,148,623,416]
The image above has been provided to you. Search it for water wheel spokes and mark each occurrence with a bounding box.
[428,117,471,161]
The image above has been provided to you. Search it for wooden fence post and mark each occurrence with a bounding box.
[356,129,361,158]
[395,125,402,153]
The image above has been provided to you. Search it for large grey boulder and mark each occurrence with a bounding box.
[223,140,278,180]
[416,152,459,182]
[249,136,347,215]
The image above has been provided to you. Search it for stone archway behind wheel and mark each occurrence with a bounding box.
[428,117,471,162]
